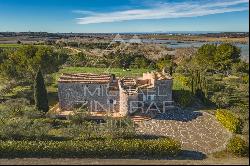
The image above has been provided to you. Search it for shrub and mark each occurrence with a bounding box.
[173,90,193,107]
[173,74,190,90]
[211,92,230,108]
[0,118,51,140]
[33,118,71,128]
[215,109,243,133]
[242,75,249,84]
[0,100,44,120]
[68,111,89,125]
[227,136,249,157]
[1,98,30,117]
[102,118,136,139]
[0,138,181,158]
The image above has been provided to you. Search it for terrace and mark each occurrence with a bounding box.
[58,73,112,84]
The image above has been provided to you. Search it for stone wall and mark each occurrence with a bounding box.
[58,82,119,112]
[58,72,173,115]
[154,79,173,105]
[137,79,173,108]
[118,80,129,116]
[127,93,138,114]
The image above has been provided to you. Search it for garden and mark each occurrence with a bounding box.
[0,42,249,158]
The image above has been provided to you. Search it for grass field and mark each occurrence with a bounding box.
[0,44,23,48]
[0,44,48,48]
[57,67,151,77]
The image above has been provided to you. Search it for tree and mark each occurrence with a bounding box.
[0,48,7,64]
[0,45,68,81]
[133,56,150,68]
[155,56,176,76]
[194,44,217,72]
[67,52,87,67]
[214,43,241,74]
[34,69,49,113]
[232,60,249,74]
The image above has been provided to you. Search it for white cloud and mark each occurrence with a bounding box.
[75,0,249,24]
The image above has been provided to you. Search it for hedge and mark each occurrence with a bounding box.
[215,109,242,133]
[227,136,249,157]
[0,138,181,158]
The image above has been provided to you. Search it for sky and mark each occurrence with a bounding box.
[0,0,249,33]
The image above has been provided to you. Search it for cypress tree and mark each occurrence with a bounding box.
[34,69,49,113]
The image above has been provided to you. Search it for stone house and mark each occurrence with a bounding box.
[58,71,173,117]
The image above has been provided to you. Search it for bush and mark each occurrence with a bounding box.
[227,136,249,157]
[68,111,89,125]
[33,118,71,128]
[0,118,51,140]
[0,100,44,120]
[173,74,190,90]
[215,109,243,133]
[0,138,181,158]
[173,90,193,107]
[242,75,249,84]
[211,92,230,108]
[172,74,194,107]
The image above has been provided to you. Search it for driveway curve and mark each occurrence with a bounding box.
[136,110,232,154]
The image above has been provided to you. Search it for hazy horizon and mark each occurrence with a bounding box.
[0,31,249,34]
[0,0,249,33]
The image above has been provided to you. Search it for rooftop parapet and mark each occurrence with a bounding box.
[58,73,112,84]
[142,71,172,81]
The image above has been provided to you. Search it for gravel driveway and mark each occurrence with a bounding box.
[136,110,232,154]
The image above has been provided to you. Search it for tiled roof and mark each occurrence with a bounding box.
[58,73,112,84]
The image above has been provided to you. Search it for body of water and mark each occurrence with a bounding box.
[122,39,249,60]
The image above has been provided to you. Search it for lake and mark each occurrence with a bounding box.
[122,39,249,60]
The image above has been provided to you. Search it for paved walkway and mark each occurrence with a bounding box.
[136,110,232,154]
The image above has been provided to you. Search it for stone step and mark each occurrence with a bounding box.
[130,116,152,123]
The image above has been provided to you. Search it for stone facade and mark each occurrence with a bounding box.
[58,71,173,116]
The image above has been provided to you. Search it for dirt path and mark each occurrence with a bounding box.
[0,157,248,165]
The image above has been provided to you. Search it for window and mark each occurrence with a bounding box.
[110,99,114,104]
[108,99,116,105]
[145,95,155,101]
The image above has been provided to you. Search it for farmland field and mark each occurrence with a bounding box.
[0,44,23,48]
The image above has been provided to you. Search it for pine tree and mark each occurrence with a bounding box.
[34,69,49,113]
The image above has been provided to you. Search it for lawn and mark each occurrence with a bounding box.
[0,44,23,48]
[58,67,151,77]
[0,44,48,48]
